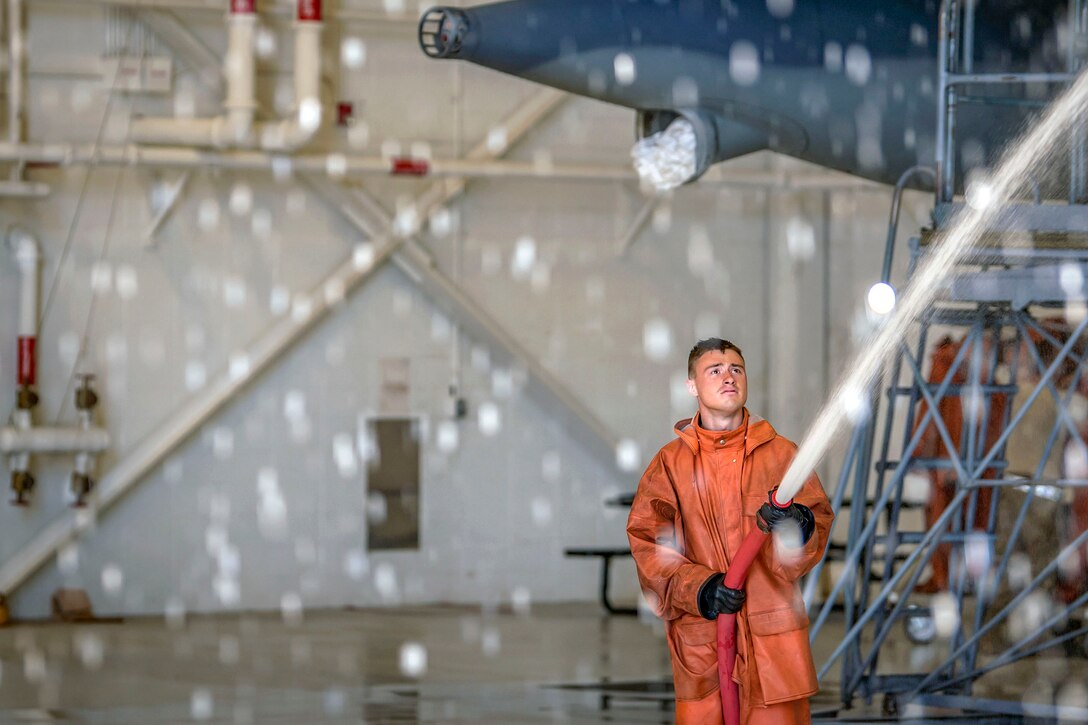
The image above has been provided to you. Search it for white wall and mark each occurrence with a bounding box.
[0,3,932,618]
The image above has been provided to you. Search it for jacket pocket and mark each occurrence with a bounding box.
[747,606,808,635]
[742,494,765,518]
[668,618,720,701]
[747,607,818,704]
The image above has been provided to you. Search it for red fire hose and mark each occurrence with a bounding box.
[717,492,792,725]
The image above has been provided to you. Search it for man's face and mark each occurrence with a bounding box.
[686,349,748,420]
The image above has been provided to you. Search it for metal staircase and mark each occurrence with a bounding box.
[808,1,1088,719]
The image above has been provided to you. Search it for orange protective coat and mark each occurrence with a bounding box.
[627,411,834,723]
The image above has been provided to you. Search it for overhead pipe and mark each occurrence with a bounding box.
[0,425,109,455]
[8,0,24,148]
[130,0,257,148]
[259,0,323,150]
[6,228,39,505]
[0,141,877,188]
[130,0,323,152]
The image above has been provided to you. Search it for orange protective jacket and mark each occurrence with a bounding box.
[627,411,833,710]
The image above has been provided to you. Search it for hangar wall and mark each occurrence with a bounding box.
[0,2,930,618]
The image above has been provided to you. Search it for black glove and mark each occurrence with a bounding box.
[756,488,816,544]
[697,573,746,620]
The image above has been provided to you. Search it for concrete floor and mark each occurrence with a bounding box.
[0,603,1084,723]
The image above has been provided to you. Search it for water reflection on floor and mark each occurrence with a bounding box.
[0,602,1083,722]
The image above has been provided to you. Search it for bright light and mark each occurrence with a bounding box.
[866,282,896,315]
[966,175,996,210]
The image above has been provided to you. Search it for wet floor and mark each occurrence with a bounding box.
[0,602,1083,722]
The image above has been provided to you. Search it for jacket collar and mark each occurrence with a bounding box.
[674,409,776,456]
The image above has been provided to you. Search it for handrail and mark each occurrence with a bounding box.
[882,166,936,283]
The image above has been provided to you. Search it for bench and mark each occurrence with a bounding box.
[564,548,637,615]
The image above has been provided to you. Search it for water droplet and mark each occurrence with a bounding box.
[671,76,699,106]
[729,41,761,86]
[229,183,253,217]
[281,592,304,625]
[58,543,79,575]
[766,0,794,18]
[429,207,453,238]
[115,265,138,300]
[510,236,536,280]
[347,120,370,149]
[824,42,843,73]
[478,402,501,436]
[541,451,561,481]
[481,627,502,657]
[341,37,367,69]
[614,53,636,85]
[325,153,347,178]
[333,433,358,477]
[399,641,427,676]
[511,586,532,615]
[1060,263,1085,298]
[165,596,186,628]
[375,562,398,601]
[845,44,872,85]
[486,126,508,154]
[197,198,220,231]
[269,285,290,315]
[616,439,641,472]
[228,352,250,380]
[932,592,960,638]
[436,421,459,453]
[291,294,314,322]
[212,427,235,460]
[643,318,673,361]
[910,23,928,46]
[90,262,113,294]
[353,242,376,271]
[786,217,816,261]
[531,496,553,526]
[324,687,347,715]
[688,226,714,273]
[190,688,213,720]
[101,564,124,595]
[394,204,419,238]
[366,491,388,524]
[343,549,368,580]
[76,632,104,670]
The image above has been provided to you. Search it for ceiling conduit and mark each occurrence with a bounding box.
[129,0,323,151]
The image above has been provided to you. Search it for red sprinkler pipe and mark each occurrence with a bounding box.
[717,490,792,724]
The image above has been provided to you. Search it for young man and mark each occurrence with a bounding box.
[627,338,834,724]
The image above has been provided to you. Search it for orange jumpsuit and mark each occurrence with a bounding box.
[627,410,834,724]
[914,335,1008,593]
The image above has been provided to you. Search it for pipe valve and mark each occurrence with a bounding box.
[75,375,99,412]
[11,470,34,506]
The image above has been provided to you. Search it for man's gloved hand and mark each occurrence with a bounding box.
[756,488,816,544]
[697,573,746,620]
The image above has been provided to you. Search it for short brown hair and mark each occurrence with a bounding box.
[688,338,744,378]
